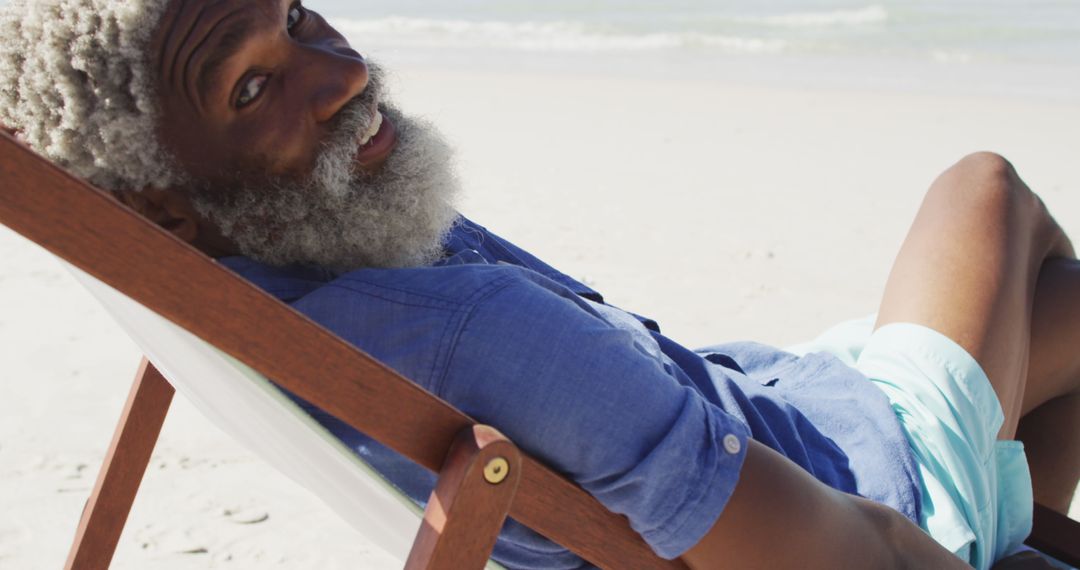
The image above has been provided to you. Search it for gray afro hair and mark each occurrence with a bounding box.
[0,0,179,191]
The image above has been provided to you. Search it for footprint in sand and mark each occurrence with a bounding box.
[222,506,270,525]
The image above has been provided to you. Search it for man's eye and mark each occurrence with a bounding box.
[286,4,305,31]
[237,75,267,108]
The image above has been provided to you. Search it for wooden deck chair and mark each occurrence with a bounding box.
[1,129,1079,569]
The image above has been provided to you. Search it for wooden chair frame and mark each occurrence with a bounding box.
[1,131,1078,569]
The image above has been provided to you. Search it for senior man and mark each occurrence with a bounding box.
[1,0,1078,568]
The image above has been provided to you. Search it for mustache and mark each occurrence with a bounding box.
[305,62,388,195]
[320,62,385,161]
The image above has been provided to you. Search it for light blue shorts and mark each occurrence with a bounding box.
[788,315,1033,570]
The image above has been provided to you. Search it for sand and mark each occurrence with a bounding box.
[2,61,1079,567]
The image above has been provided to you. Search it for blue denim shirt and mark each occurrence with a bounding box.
[220,217,921,569]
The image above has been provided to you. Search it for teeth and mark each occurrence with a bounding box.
[358,111,383,146]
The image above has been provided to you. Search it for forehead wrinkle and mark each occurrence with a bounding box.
[156,0,189,85]
[165,0,215,89]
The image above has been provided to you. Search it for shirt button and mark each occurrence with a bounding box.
[723,434,742,455]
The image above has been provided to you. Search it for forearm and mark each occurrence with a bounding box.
[853,493,968,570]
[682,440,967,569]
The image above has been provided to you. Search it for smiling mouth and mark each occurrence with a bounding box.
[354,108,397,169]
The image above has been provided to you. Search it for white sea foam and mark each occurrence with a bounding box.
[334,17,786,54]
[750,5,890,28]
[931,50,973,64]
[325,1,1080,73]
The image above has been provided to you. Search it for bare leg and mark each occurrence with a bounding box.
[1025,258,1080,413]
[1017,394,1080,512]
[875,152,1080,513]
[1019,259,1080,512]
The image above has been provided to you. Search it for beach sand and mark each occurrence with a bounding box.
[1,62,1078,567]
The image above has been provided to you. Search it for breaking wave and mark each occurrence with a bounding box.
[333,17,787,54]
[745,5,889,28]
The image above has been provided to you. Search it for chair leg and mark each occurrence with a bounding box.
[64,358,174,570]
[405,425,522,570]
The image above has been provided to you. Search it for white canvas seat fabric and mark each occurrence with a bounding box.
[66,262,502,568]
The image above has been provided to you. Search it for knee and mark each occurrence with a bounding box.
[949,151,1017,184]
[929,151,1040,221]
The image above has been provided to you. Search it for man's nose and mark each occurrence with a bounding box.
[300,43,368,124]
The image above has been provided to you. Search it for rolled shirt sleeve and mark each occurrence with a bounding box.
[441,272,750,559]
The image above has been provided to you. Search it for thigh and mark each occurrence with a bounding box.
[875,153,1057,439]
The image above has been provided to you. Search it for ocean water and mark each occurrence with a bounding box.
[312,0,1080,99]
[0,0,1074,98]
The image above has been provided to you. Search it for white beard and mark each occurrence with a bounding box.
[187,74,460,271]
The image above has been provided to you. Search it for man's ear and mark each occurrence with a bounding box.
[114,188,200,244]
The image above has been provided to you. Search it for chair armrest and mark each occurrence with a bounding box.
[1025,502,1080,567]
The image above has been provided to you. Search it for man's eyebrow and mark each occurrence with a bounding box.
[195,15,258,103]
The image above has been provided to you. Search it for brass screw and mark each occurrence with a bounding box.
[483,457,510,484]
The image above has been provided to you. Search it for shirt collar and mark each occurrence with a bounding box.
[217,216,604,304]
[217,256,334,302]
